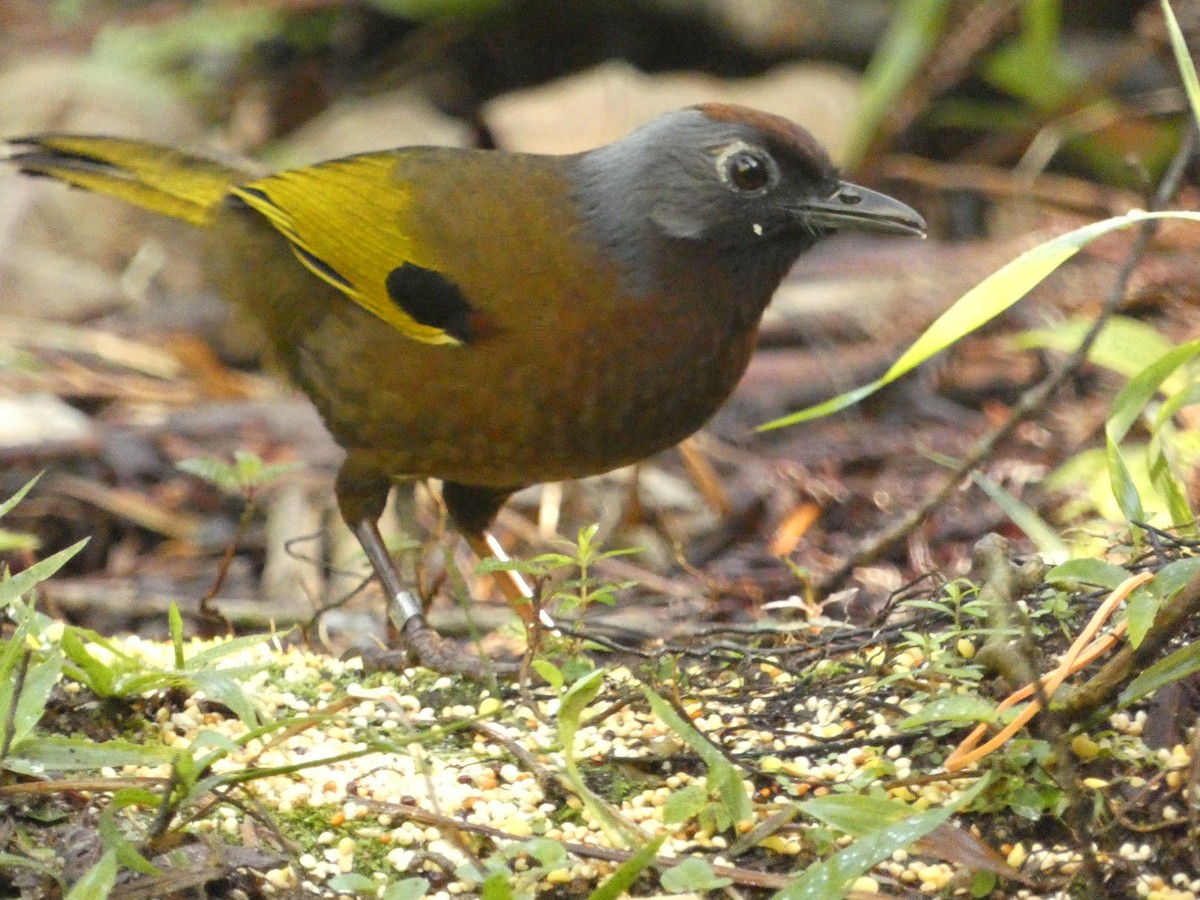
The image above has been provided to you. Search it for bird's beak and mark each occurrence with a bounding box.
[796,181,926,238]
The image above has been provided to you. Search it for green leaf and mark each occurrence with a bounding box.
[190,671,259,729]
[1009,781,1065,819]
[641,686,753,830]
[1119,640,1200,707]
[847,0,954,165]
[169,602,185,670]
[91,6,285,91]
[523,838,569,870]
[479,870,515,900]
[476,552,571,576]
[176,455,238,490]
[1123,587,1159,650]
[177,451,299,494]
[1162,0,1200,133]
[60,628,114,696]
[1146,387,1200,534]
[327,873,377,894]
[382,878,432,900]
[764,211,1200,429]
[0,851,63,890]
[982,0,1079,108]
[801,794,914,835]
[660,857,732,892]
[189,728,243,757]
[0,473,42,520]
[663,783,709,825]
[0,539,88,610]
[9,650,63,748]
[98,788,160,875]
[559,668,604,751]
[1014,315,1177,384]
[899,695,998,728]
[7,736,177,774]
[1045,559,1131,590]
[586,835,664,900]
[1106,340,1200,445]
[532,659,564,691]
[0,529,40,554]
[1106,340,1200,528]
[181,633,271,668]
[970,471,1068,562]
[65,849,117,900]
[972,870,999,897]
[778,777,989,900]
[1149,558,1200,599]
[558,669,638,848]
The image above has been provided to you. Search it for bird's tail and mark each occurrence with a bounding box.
[6,135,246,227]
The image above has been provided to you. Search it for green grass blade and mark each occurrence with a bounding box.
[1161,0,1200,131]
[764,210,1200,430]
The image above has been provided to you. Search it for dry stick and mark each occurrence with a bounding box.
[0,777,167,797]
[356,797,796,891]
[883,155,1141,217]
[820,125,1199,595]
[1109,766,1186,834]
[472,720,562,793]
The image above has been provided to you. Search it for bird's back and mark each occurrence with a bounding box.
[8,136,763,488]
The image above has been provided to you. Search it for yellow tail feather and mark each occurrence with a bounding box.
[7,135,245,227]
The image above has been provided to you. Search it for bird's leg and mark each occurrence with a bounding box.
[463,530,549,628]
[442,481,554,630]
[337,461,509,677]
[352,517,424,625]
[350,517,504,677]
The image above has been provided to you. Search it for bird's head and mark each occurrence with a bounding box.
[572,104,925,300]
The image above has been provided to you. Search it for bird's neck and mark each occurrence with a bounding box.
[568,160,800,332]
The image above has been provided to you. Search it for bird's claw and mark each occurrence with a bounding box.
[355,616,518,679]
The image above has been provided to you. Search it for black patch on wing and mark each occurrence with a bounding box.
[293,244,353,291]
[236,186,270,203]
[385,262,476,343]
[228,186,270,214]
[10,146,120,179]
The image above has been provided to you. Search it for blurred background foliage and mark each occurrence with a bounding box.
[8,0,1182,189]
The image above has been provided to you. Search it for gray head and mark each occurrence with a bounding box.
[571,104,925,307]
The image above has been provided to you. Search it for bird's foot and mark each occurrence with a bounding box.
[357,615,518,678]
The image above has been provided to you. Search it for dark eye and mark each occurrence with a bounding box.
[725,150,771,191]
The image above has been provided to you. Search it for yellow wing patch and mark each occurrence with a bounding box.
[11,135,241,226]
[231,154,459,346]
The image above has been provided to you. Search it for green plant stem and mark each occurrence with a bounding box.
[198,499,257,621]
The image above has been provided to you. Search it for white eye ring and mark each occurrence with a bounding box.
[715,141,776,193]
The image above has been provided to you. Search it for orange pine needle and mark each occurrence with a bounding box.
[944,570,1153,772]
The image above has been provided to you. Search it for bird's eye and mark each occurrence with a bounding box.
[716,143,775,193]
[727,152,769,190]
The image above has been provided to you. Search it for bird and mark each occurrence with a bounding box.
[6,103,925,674]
